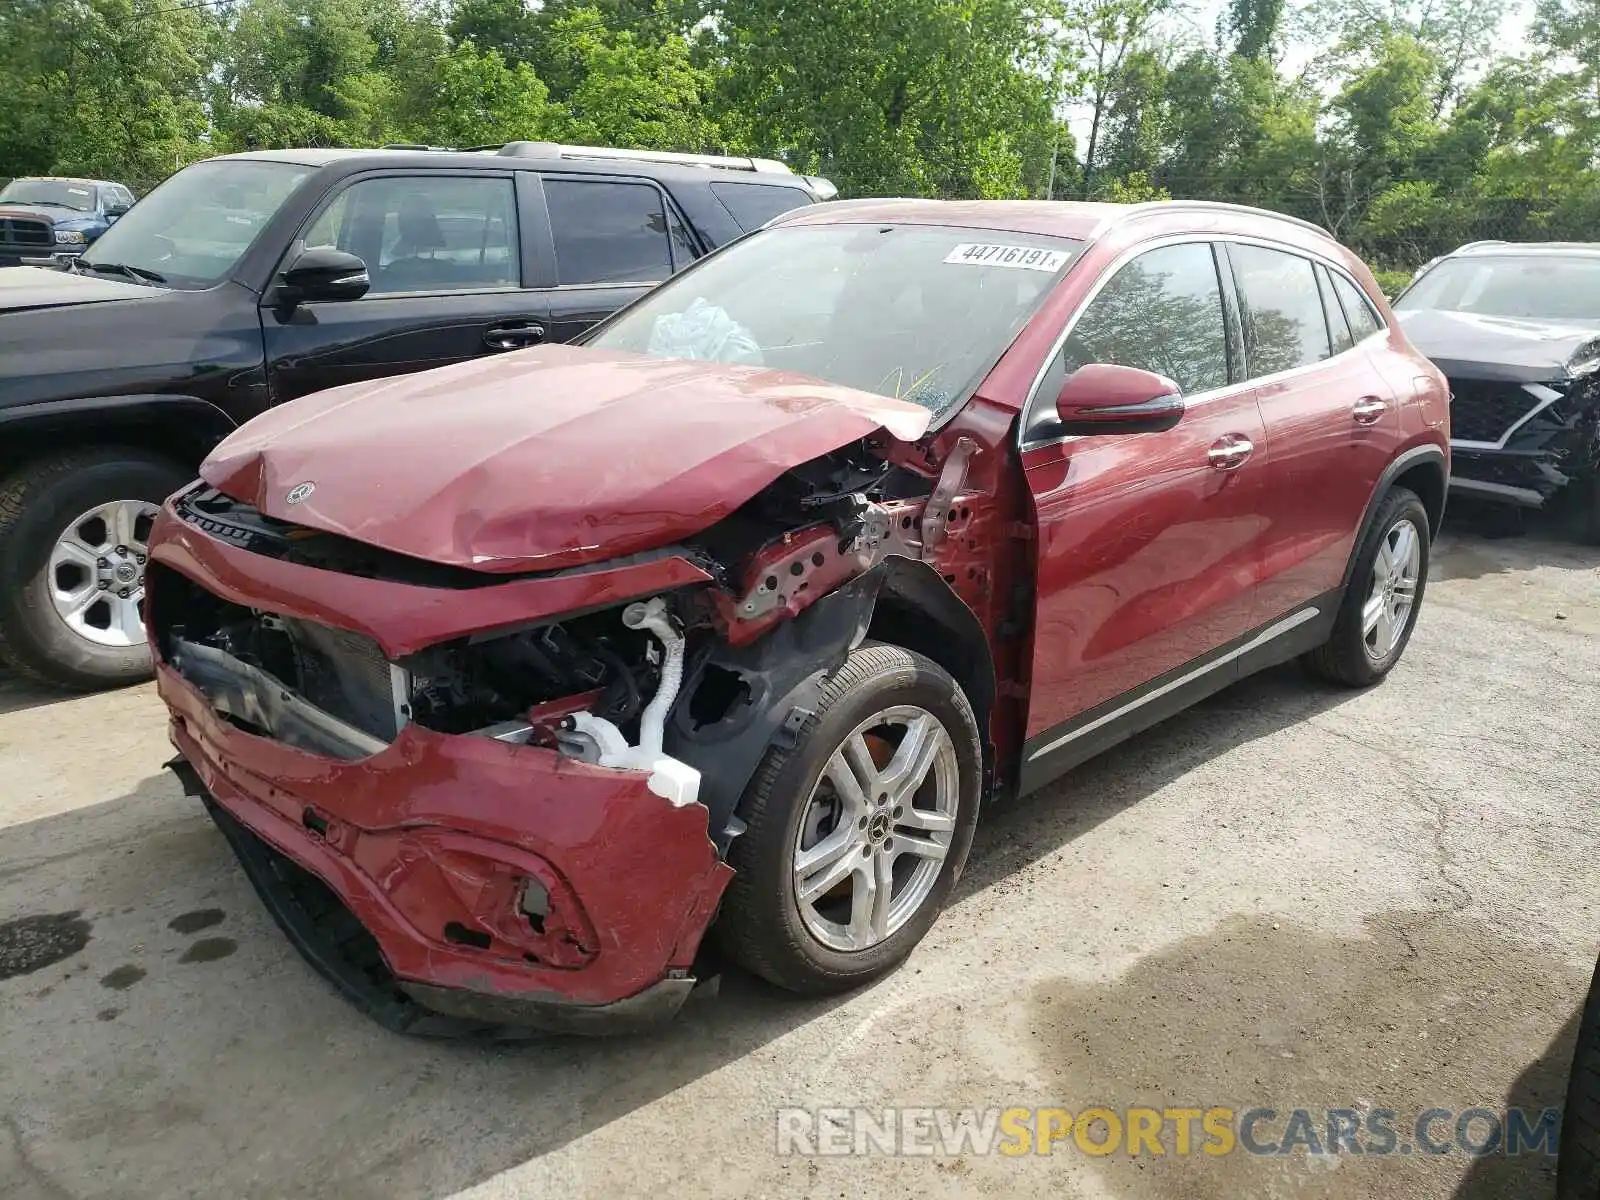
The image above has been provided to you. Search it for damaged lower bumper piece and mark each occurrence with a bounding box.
[162,673,730,1035]
[150,515,734,1037]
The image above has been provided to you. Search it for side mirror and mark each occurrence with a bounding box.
[1051,363,1184,435]
[280,246,370,304]
[104,202,129,218]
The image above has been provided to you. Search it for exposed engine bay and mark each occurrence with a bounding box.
[158,436,972,816]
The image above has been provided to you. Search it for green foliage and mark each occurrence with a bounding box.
[1370,268,1414,297]
[707,0,1064,197]
[0,0,1594,279]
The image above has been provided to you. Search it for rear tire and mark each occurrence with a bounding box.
[1303,486,1430,687]
[0,448,190,691]
[1559,955,1600,1199]
[716,642,982,995]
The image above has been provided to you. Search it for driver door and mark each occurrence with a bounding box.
[262,172,551,403]
[1018,240,1270,793]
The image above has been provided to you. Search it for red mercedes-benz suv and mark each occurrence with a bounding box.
[146,199,1449,1034]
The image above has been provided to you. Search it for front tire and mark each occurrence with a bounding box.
[1304,486,1430,687]
[716,642,982,995]
[1560,955,1600,1199]
[0,448,190,691]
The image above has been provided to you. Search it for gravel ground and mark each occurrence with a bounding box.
[0,522,1596,1200]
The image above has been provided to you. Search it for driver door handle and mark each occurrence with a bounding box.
[1207,433,1255,470]
[1353,395,1387,424]
[484,322,546,351]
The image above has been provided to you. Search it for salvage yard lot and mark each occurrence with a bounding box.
[1,526,1597,1200]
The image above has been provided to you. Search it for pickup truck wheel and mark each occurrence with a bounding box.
[0,449,190,691]
[1559,954,1600,1199]
[716,642,981,995]
[1303,486,1430,687]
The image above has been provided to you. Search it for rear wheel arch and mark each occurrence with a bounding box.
[1340,443,1447,594]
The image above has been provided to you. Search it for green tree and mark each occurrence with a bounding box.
[0,0,214,184]
[710,0,1063,197]
[542,6,721,149]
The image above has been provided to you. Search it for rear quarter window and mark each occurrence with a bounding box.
[1230,244,1333,377]
[1330,271,1385,340]
[709,181,813,232]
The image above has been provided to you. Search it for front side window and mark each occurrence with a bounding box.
[81,158,313,289]
[587,222,1079,421]
[545,179,675,285]
[1393,254,1600,321]
[1231,244,1333,376]
[299,175,520,295]
[1055,242,1229,395]
[0,179,95,212]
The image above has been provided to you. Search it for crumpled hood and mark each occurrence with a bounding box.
[1397,309,1600,382]
[0,265,154,313]
[201,345,933,573]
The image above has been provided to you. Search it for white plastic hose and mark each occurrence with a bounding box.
[553,597,701,808]
[622,597,683,760]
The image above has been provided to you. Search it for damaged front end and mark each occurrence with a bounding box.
[150,418,992,1034]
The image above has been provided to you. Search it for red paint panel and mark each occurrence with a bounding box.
[1251,350,1400,620]
[1021,384,1268,737]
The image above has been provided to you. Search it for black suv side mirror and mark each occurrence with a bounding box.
[280,247,370,304]
[104,200,130,218]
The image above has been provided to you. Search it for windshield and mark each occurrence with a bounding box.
[1395,255,1600,322]
[0,179,96,212]
[586,223,1080,419]
[81,159,313,290]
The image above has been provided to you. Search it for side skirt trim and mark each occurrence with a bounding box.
[1017,591,1340,796]
[1026,606,1321,763]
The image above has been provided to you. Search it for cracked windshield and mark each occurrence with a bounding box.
[588,223,1081,419]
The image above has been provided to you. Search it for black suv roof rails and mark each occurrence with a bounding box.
[381,140,840,198]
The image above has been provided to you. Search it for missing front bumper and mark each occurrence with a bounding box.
[168,637,390,760]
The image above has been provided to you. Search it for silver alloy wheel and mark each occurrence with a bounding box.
[791,704,959,952]
[46,499,161,648]
[1363,516,1421,660]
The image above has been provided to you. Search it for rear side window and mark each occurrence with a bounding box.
[710,181,812,232]
[1318,265,1354,353]
[1056,241,1229,395]
[1330,271,1384,340]
[545,179,674,285]
[1230,244,1332,376]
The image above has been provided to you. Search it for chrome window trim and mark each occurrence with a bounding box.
[1019,231,1390,453]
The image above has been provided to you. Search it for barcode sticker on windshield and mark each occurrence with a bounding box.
[944,243,1070,272]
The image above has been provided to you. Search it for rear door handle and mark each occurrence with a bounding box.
[1353,395,1387,424]
[484,322,546,351]
[1207,434,1254,470]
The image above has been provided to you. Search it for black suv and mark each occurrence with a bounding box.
[1392,240,1600,536]
[0,142,834,689]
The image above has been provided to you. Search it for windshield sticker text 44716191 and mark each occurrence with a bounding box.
[944,243,1072,272]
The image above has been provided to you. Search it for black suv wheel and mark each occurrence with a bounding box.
[0,447,189,690]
